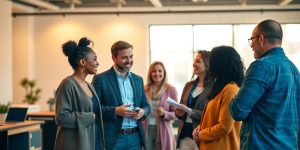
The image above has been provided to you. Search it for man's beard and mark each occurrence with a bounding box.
[116,63,132,73]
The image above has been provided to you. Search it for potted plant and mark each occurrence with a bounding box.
[18,78,42,112]
[0,102,10,122]
[20,78,42,105]
[47,97,55,112]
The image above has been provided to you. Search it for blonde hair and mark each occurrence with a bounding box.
[145,61,169,100]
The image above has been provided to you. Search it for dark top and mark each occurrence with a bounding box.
[180,83,199,139]
[91,95,99,113]
[176,77,213,148]
[91,95,100,150]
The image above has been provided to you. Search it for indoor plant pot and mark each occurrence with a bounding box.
[0,102,10,122]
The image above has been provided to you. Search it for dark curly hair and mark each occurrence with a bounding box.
[207,46,245,100]
[62,37,94,70]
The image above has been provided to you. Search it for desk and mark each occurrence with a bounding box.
[27,111,56,150]
[28,111,55,118]
[0,120,44,150]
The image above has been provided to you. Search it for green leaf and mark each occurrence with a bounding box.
[0,102,11,113]
[20,78,42,105]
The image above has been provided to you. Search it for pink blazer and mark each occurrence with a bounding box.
[144,85,178,150]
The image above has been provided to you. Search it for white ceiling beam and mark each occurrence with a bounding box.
[149,0,163,8]
[13,4,300,14]
[56,4,300,12]
[12,2,36,12]
[278,0,293,6]
[19,0,60,11]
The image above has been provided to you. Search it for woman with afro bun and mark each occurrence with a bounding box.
[54,37,105,150]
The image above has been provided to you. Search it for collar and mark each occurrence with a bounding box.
[191,78,199,92]
[260,47,284,58]
[113,65,132,78]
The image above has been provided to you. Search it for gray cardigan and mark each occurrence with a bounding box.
[54,76,104,150]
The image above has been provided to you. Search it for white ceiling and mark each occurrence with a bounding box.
[11,0,300,15]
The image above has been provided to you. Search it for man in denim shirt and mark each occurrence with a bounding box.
[229,19,300,149]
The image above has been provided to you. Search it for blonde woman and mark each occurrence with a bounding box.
[144,61,178,150]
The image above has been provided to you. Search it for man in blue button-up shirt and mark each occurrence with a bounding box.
[92,41,150,150]
[229,19,300,150]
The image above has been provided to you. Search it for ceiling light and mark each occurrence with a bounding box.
[191,0,208,3]
[64,0,82,9]
[149,0,162,8]
[110,0,127,8]
[278,0,293,6]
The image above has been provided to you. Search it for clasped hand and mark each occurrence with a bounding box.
[115,104,144,120]
[156,107,165,117]
[192,126,201,142]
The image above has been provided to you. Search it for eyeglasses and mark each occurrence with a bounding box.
[248,35,260,45]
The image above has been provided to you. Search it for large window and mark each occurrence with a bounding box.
[234,24,256,68]
[282,24,300,70]
[194,25,233,51]
[149,24,300,98]
[150,25,193,96]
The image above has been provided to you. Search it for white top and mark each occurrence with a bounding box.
[192,86,204,98]
[148,99,160,125]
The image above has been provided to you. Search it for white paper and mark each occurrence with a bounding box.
[167,97,192,115]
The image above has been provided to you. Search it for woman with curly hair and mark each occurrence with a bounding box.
[192,46,245,150]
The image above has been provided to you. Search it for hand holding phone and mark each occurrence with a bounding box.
[132,107,144,120]
[133,107,140,113]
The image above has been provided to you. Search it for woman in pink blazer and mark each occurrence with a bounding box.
[144,61,178,150]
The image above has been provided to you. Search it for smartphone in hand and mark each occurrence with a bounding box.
[133,107,140,113]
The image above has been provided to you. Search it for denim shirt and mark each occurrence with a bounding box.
[113,67,137,129]
[229,47,300,150]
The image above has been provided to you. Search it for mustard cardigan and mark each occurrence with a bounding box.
[199,83,241,150]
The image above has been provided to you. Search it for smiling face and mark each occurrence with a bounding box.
[151,64,165,84]
[112,47,133,74]
[83,51,99,75]
[193,53,207,76]
[82,52,99,74]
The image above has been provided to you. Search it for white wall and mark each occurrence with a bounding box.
[12,11,300,110]
[0,1,12,104]
[13,16,34,104]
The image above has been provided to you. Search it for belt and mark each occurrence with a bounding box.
[120,127,137,135]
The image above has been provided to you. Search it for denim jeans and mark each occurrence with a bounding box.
[113,132,141,150]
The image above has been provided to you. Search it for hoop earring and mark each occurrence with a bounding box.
[82,67,86,73]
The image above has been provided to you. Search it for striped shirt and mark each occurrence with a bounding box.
[229,47,300,150]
